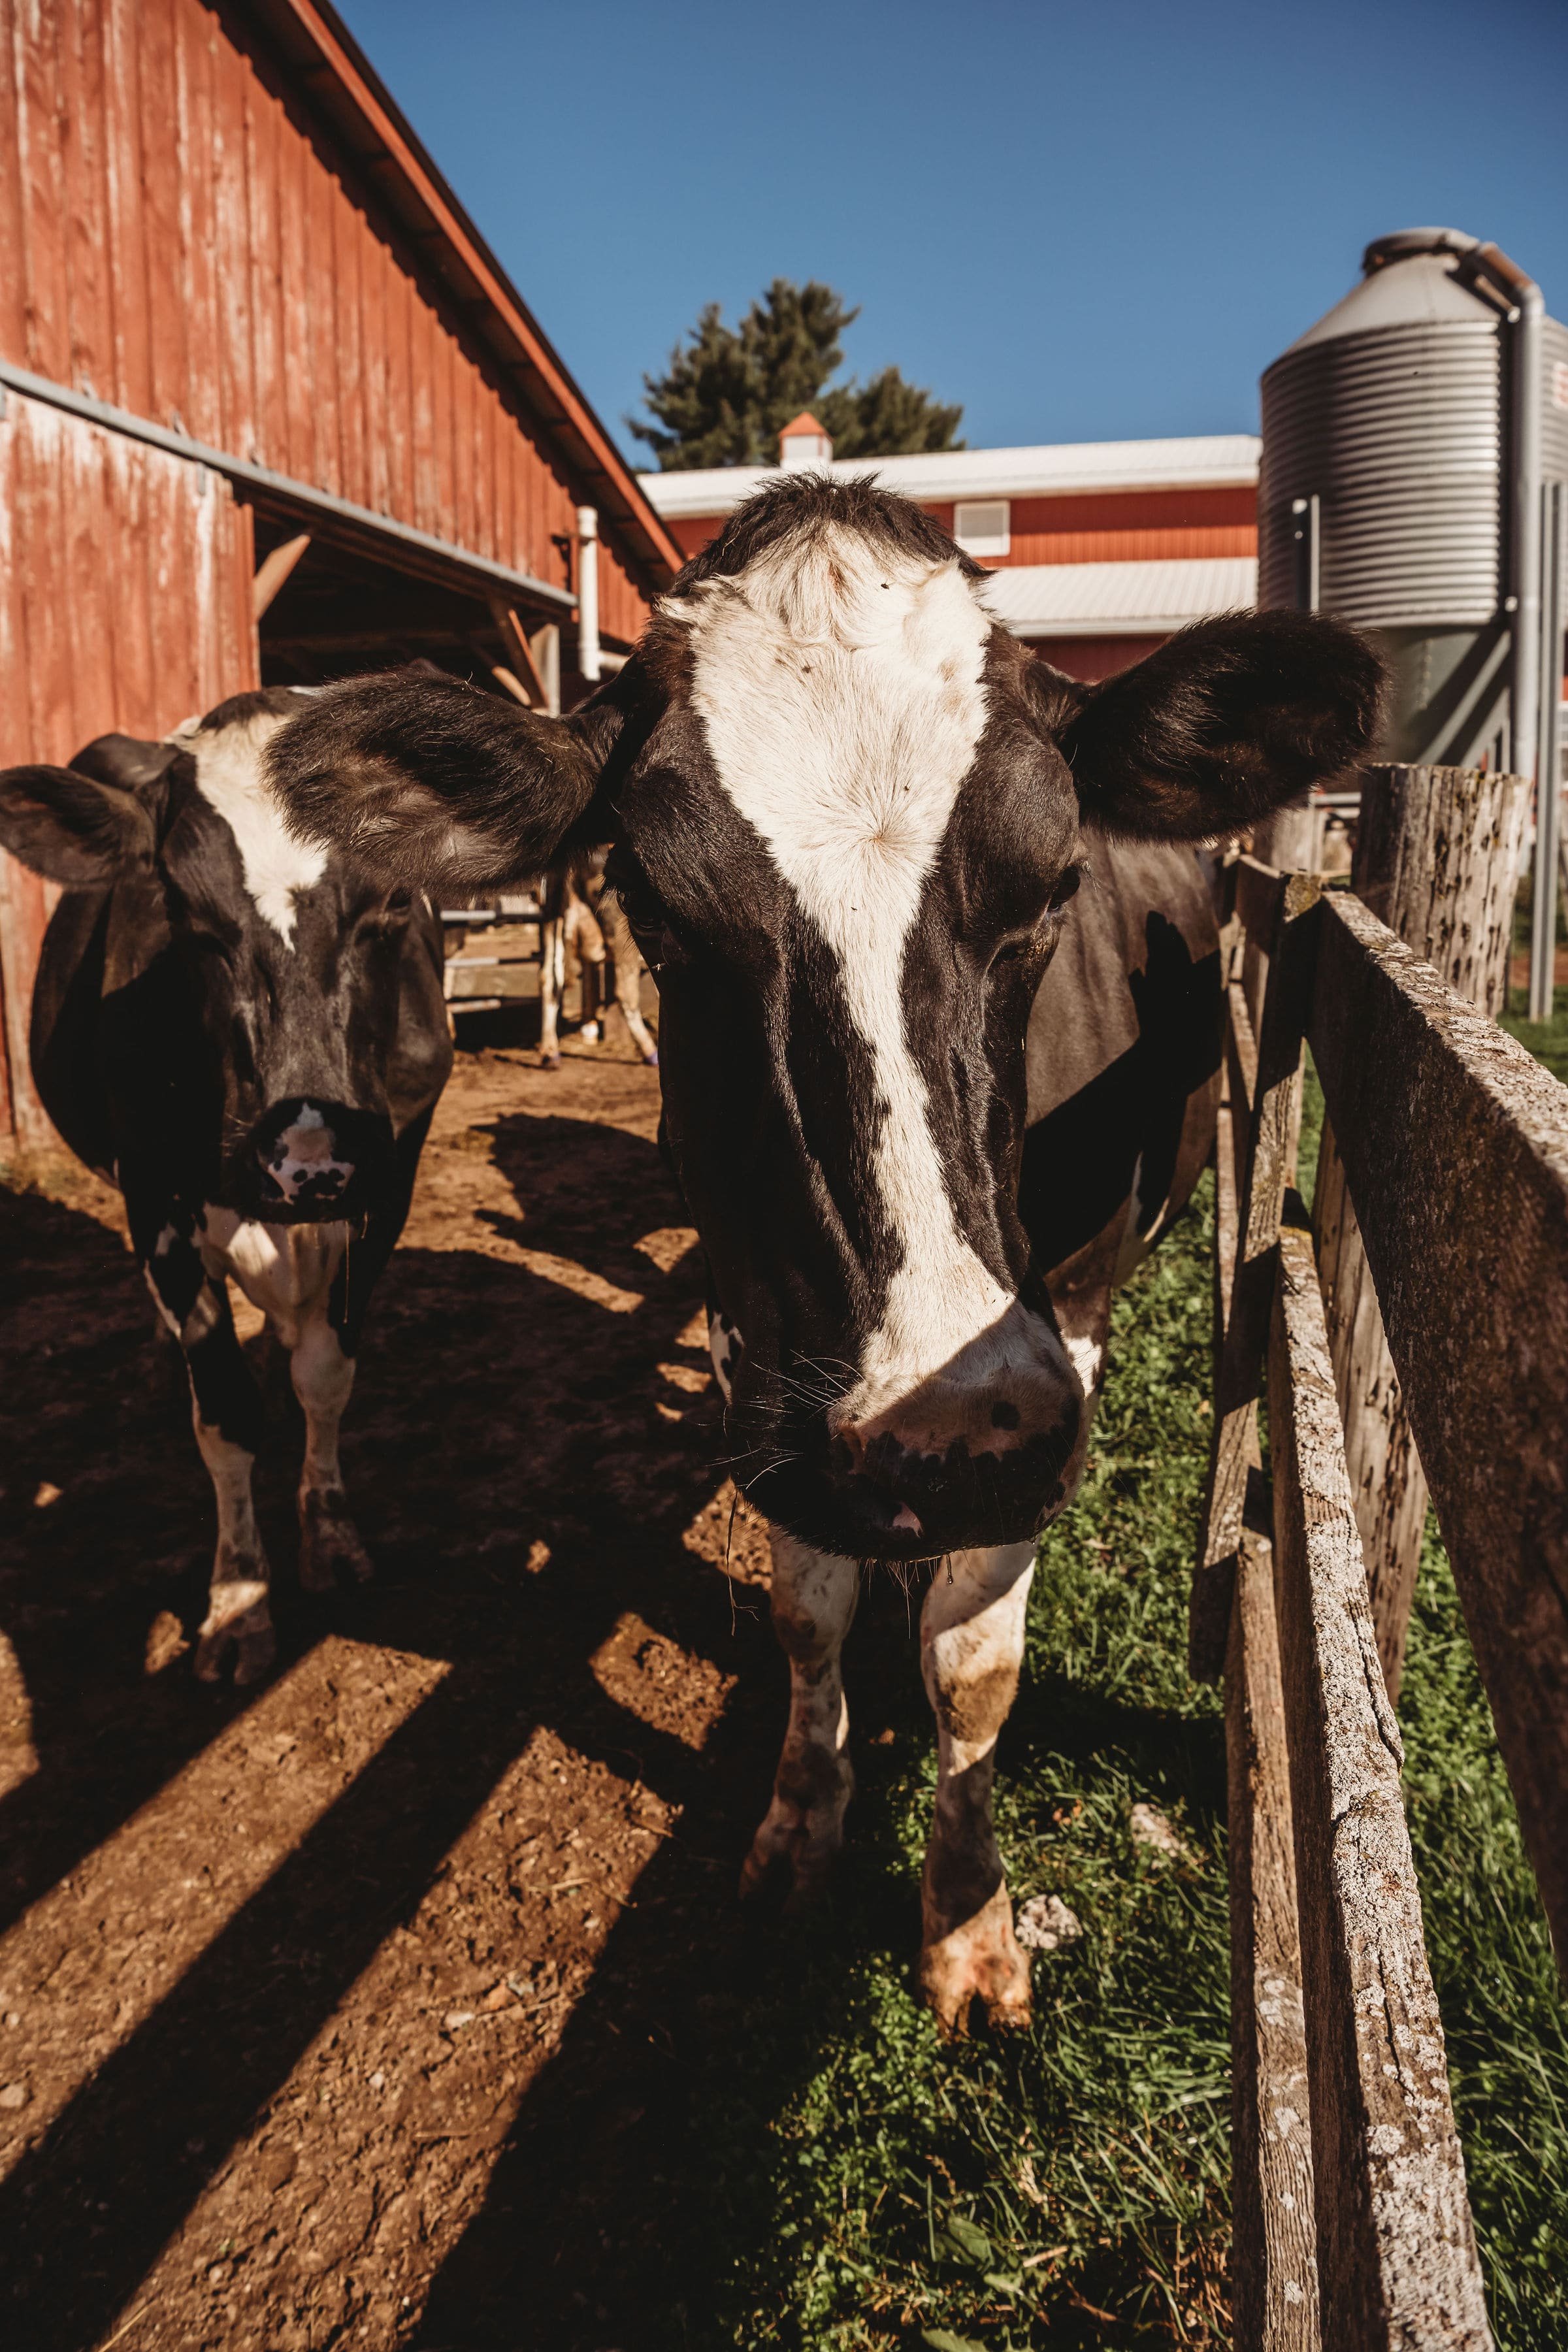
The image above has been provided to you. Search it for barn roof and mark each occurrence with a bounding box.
[640,434,1262,520]
[981,555,1258,639]
[235,0,681,596]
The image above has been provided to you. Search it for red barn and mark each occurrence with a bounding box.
[642,417,1260,684]
[0,0,680,1149]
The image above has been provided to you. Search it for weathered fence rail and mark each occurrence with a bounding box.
[1198,764,1568,2349]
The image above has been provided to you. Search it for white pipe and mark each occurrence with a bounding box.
[576,505,600,683]
[1473,244,1544,792]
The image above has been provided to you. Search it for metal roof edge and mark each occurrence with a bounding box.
[238,0,683,594]
[0,361,576,610]
[639,436,1262,519]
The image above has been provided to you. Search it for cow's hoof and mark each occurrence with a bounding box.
[919,1883,1033,2038]
[541,1050,562,1071]
[580,1021,600,1044]
[195,1601,276,1687]
[642,1048,659,1067]
[299,1492,373,1590]
[739,1764,853,1909]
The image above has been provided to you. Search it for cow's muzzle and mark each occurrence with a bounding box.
[233,1098,394,1223]
[828,1305,1081,1554]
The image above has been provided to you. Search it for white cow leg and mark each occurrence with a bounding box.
[918,1541,1036,2035]
[539,915,565,1069]
[292,1311,371,1590]
[741,1530,858,1906]
[568,889,606,1043]
[601,896,659,1065]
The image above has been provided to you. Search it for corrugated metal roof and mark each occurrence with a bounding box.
[639,435,1261,519]
[981,556,1258,638]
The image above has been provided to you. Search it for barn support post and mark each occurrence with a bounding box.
[1312,762,1527,1698]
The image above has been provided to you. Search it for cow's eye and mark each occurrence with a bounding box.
[359,889,412,939]
[1047,864,1082,911]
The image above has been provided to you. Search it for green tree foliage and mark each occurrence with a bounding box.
[631,278,964,470]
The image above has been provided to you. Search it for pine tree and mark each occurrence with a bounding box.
[630,280,964,470]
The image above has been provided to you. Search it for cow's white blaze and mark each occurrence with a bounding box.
[676,526,1017,1416]
[173,707,326,943]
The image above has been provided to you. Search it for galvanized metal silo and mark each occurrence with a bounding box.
[1260,228,1567,777]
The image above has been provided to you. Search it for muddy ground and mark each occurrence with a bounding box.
[0,1026,930,2352]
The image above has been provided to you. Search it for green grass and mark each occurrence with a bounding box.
[688,1183,1235,2347]
[1501,985,1568,1086]
[669,1071,1565,2347]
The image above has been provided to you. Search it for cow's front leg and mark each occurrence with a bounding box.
[919,1541,1036,2035]
[539,912,566,1069]
[291,1310,371,1590]
[741,1531,858,1906]
[143,1228,274,1683]
[600,893,659,1066]
[182,1288,275,1684]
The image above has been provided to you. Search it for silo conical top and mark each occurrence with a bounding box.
[1285,240,1502,353]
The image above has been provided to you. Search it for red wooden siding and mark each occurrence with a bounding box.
[1028,634,1169,683]
[0,0,653,638]
[0,388,258,1148]
[662,484,1256,578]
[926,486,1256,567]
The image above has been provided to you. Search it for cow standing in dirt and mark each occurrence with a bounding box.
[0,687,453,1683]
[537,847,659,1070]
[267,480,1379,2031]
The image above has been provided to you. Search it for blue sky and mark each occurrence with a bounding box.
[339,0,1568,466]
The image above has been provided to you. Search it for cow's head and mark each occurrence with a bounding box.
[0,687,450,1222]
[265,481,1380,1554]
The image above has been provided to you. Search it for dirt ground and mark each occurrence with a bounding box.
[0,1024,866,2352]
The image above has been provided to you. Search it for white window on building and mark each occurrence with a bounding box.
[953,499,1011,559]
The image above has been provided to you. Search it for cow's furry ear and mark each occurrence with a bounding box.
[1058,612,1385,842]
[69,733,178,792]
[0,763,156,885]
[266,671,612,891]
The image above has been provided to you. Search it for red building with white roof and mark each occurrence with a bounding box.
[640,415,1260,680]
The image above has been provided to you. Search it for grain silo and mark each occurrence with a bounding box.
[1260,227,1567,1011]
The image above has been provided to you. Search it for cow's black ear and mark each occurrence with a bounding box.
[267,670,616,892]
[1058,612,1385,842]
[69,732,178,792]
[0,763,156,885]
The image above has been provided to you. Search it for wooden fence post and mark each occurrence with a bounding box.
[1313,765,1527,1699]
[1191,864,1324,1680]
[1227,1510,1321,2346]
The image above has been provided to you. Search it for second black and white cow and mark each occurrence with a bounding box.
[0,686,453,1683]
[265,480,1380,2029]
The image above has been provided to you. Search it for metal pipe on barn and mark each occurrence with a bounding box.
[577,507,601,683]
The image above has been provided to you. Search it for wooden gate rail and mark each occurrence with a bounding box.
[1309,890,1568,1960]
[1195,776,1568,2346]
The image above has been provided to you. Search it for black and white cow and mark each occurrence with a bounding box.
[0,687,453,1684]
[265,481,1380,2031]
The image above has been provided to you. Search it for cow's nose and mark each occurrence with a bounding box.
[825,1303,1083,1542]
[257,1105,355,1204]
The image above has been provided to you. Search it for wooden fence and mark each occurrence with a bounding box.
[1192,764,1568,2349]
